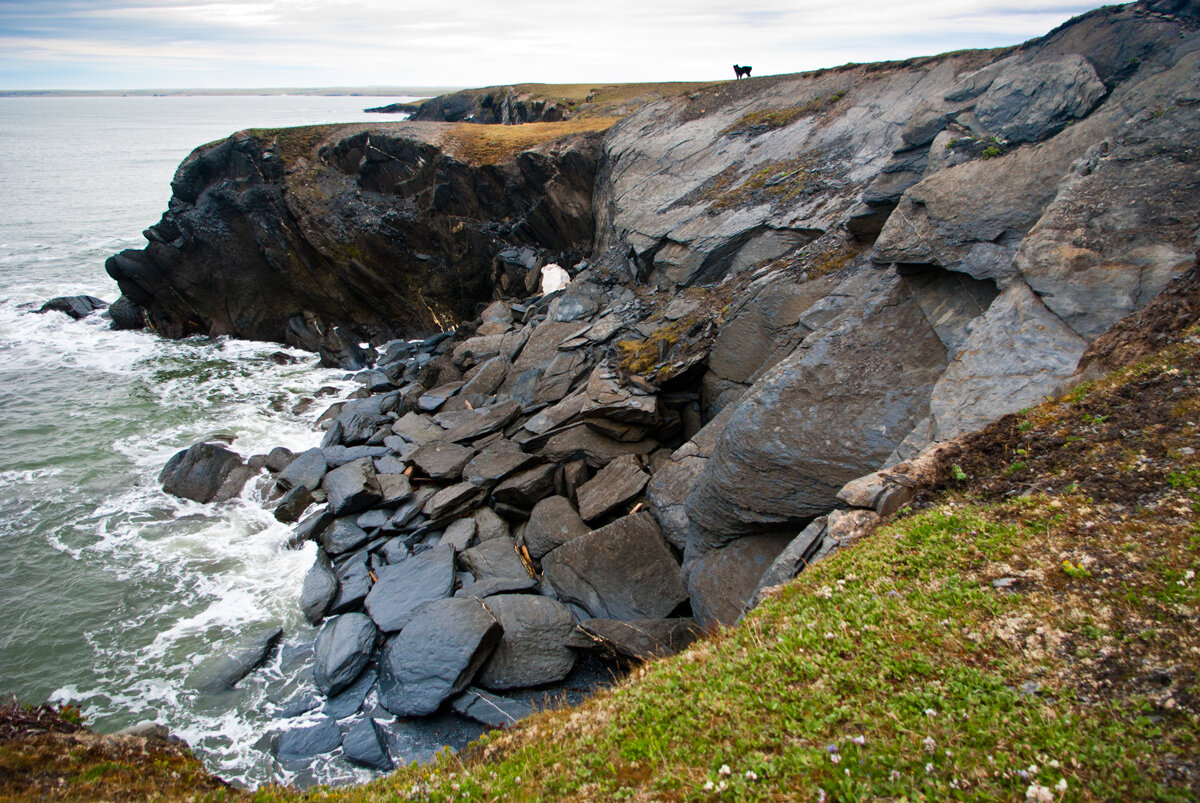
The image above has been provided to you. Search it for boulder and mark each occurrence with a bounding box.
[273,484,312,524]
[321,444,390,468]
[300,552,337,624]
[37,295,107,319]
[438,399,522,443]
[328,552,373,615]
[541,424,658,468]
[492,463,558,508]
[322,458,383,516]
[107,295,146,329]
[312,613,378,696]
[159,441,251,504]
[377,472,413,506]
[474,506,510,542]
[391,412,444,445]
[363,546,455,632]
[424,481,484,519]
[341,718,393,771]
[542,512,687,621]
[686,534,793,628]
[190,625,282,691]
[318,327,372,370]
[975,54,1106,144]
[645,454,707,551]
[411,441,476,480]
[417,381,464,412]
[575,455,649,522]
[578,618,701,661]
[324,668,376,719]
[274,717,341,764]
[460,356,510,396]
[450,687,535,728]
[476,594,578,690]
[523,495,590,560]
[462,441,534,486]
[288,508,333,548]
[318,517,371,557]
[377,597,502,716]
[439,517,477,552]
[457,537,537,598]
[276,447,327,492]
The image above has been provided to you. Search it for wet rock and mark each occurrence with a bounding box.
[363,546,455,632]
[377,597,502,716]
[322,458,383,516]
[276,447,327,492]
[523,495,590,560]
[108,295,146,329]
[750,517,828,607]
[319,517,371,557]
[687,534,792,628]
[412,441,476,480]
[324,668,376,719]
[274,484,313,523]
[542,512,687,621]
[288,508,334,548]
[319,327,372,370]
[476,594,577,690]
[274,717,341,763]
[159,441,252,504]
[301,552,338,624]
[418,381,464,412]
[37,295,108,319]
[450,687,534,728]
[578,618,700,660]
[321,444,390,468]
[492,463,558,508]
[342,718,393,771]
[328,552,373,614]
[457,538,537,598]
[265,446,296,473]
[424,481,485,519]
[575,454,649,522]
[191,625,282,691]
[312,613,378,696]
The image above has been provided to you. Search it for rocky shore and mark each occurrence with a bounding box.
[88,0,1200,782]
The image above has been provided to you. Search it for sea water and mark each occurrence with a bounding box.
[0,94,421,787]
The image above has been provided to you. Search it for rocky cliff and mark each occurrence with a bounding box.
[132,0,1199,639]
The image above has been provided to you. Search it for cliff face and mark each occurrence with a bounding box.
[106,122,601,348]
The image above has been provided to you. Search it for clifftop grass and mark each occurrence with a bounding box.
[441,118,619,164]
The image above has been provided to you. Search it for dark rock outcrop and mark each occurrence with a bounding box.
[37,295,107,320]
[159,442,253,504]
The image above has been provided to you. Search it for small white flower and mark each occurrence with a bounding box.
[703,780,714,791]
[923,736,937,752]
[825,631,836,640]
[717,780,728,792]
[889,770,901,781]
[745,770,758,781]
[1025,783,1054,803]
[925,762,934,773]
[851,735,866,746]
[1028,764,1038,774]
[718,764,731,777]
[924,708,937,717]
[830,753,842,764]
[1056,778,1068,792]
[1048,759,1060,769]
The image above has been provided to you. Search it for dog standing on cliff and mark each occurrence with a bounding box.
[733,64,752,79]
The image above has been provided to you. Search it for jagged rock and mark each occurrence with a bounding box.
[542,512,687,621]
[578,618,700,660]
[418,381,464,412]
[322,458,383,516]
[159,442,252,504]
[461,357,510,396]
[439,518,476,552]
[412,441,476,480]
[424,481,484,519]
[457,538,537,598]
[319,328,372,370]
[301,552,338,624]
[974,54,1106,144]
[462,440,534,486]
[377,472,413,505]
[312,613,378,696]
[575,454,649,522]
[191,626,282,691]
[476,594,577,690]
[392,412,444,445]
[37,295,107,319]
[322,444,389,468]
[523,495,590,560]
[541,424,658,468]
[474,506,510,542]
[276,447,327,492]
[274,717,341,763]
[687,534,792,628]
[438,399,522,443]
[274,484,312,523]
[581,370,659,424]
[341,718,393,771]
[377,597,502,716]
[328,552,372,615]
[750,517,829,607]
[523,391,587,436]
[107,295,146,329]
[265,446,296,473]
[492,463,558,508]
[450,687,534,728]
[288,508,333,548]
[363,546,455,632]
[319,517,371,556]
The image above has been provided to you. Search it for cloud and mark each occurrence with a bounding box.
[0,0,1101,89]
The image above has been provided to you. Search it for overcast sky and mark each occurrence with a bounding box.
[0,0,1103,91]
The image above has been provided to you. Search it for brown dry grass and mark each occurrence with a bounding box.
[439,118,620,164]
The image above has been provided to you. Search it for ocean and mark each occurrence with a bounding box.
[0,94,422,787]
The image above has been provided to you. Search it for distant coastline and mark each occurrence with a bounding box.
[0,86,461,98]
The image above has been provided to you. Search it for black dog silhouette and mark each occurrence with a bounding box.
[733,64,752,79]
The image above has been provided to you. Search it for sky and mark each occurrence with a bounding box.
[0,0,1104,91]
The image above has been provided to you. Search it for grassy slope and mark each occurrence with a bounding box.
[272,288,1200,801]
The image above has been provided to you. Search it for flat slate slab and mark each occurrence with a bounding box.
[301,552,337,624]
[462,441,534,486]
[392,412,444,445]
[276,447,327,492]
[450,687,535,729]
[411,441,476,480]
[377,597,502,717]
[542,512,687,621]
[523,495,589,560]
[457,538,537,598]
[577,618,701,661]
[191,625,282,692]
[363,546,455,632]
[476,594,577,690]
[575,454,649,522]
[322,458,383,516]
[312,613,378,696]
[342,717,393,771]
[274,717,341,764]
